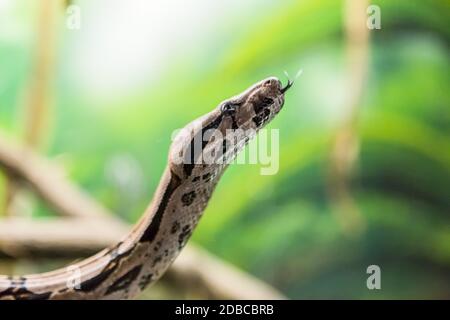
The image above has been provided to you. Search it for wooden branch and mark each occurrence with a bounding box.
[0,218,285,299]
[0,217,129,259]
[0,132,112,219]
[168,245,285,300]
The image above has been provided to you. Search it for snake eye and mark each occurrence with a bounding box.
[221,102,237,115]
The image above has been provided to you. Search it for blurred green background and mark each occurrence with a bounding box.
[0,0,449,299]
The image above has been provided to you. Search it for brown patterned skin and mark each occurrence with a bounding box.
[0,77,290,299]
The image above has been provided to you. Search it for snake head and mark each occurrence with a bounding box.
[169,76,290,179]
[224,76,288,131]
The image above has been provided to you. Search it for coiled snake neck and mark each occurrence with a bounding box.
[0,77,291,299]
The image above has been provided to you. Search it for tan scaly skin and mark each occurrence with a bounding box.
[0,76,292,299]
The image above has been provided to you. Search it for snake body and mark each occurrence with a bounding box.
[0,77,290,299]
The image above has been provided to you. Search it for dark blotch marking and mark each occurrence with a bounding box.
[252,115,263,127]
[181,191,197,206]
[3,290,52,300]
[193,176,200,182]
[171,221,180,234]
[78,262,118,292]
[20,291,52,300]
[140,173,182,243]
[138,274,153,291]
[202,173,211,180]
[252,108,270,127]
[105,265,142,295]
[221,140,228,160]
[254,97,274,114]
[0,279,52,300]
[178,225,192,249]
[183,164,195,178]
[77,246,130,293]
[152,255,162,267]
[230,114,239,130]
[153,240,163,252]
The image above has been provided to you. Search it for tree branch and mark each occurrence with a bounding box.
[0,217,128,259]
[0,132,112,219]
[0,218,285,299]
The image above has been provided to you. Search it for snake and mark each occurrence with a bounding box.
[0,76,292,299]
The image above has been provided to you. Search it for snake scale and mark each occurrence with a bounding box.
[0,77,291,299]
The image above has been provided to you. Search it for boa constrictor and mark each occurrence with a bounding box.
[0,77,292,299]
